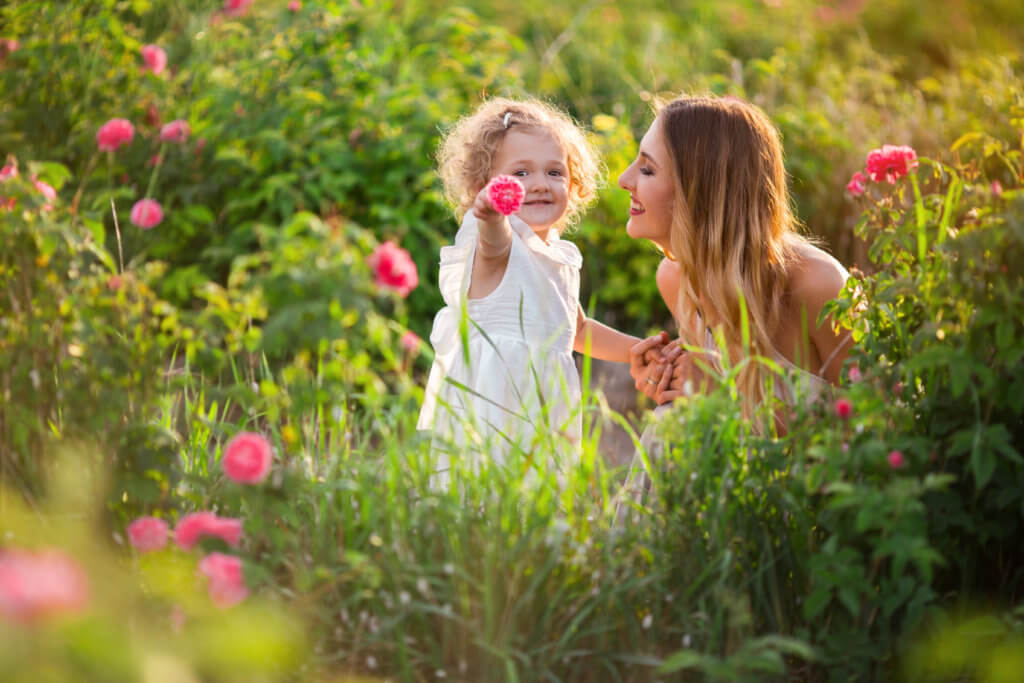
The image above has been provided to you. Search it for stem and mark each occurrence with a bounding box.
[145,142,167,200]
[110,197,124,274]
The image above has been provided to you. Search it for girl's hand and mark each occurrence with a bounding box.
[472,185,504,229]
[635,337,713,405]
[629,331,670,390]
[471,184,513,259]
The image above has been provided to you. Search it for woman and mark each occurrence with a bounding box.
[623,95,853,415]
[616,95,853,515]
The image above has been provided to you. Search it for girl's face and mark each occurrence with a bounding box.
[490,128,570,234]
[617,116,675,250]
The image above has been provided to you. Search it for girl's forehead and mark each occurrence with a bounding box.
[495,128,567,161]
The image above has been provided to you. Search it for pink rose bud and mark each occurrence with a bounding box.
[0,163,16,181]
[223,0,254,17]
[140,45,167,75]
[174,512,243,550]
[368,241,419,298]
[486,175,526,215]
[288,0,301,10]
[96,118,135,152]
[198,553,249,608]
[846,171,867,197]
[887,450,904,469]
[130,198,163,229]
[833,397,853,420]
[222,432,273,485]
[991,180,1003,196]
[33,178,56,211]
[401,330,422,354]
[865,144,918,184]
[159,119,190,144]
[847,365,862,383]
[126,516,169,553]
[0,549,90,622]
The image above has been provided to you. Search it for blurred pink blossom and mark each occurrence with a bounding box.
[140,45,167,75]
[369,241,419,297]
[288,0,302,10]
[847,365,862,383]
[130,198,163,229]
[487,175,525,215]
[146,104,161,127]
[401,331,422,354]
[33,178,55,211]
[127,516,169,553]
[223,0,254,17]
[845,171,867,197]
[198,553,249,607]
[1,197,14,211]
[222,432,273,485]
[159,119,190,144]
[991,180,1003,196]
[0,163,16,181]
[0,549,90,622]
[174,512,243,550]
[865,145,918,184]
[96,118,135,152]
[887,450,904,469]
[834,397,853,420]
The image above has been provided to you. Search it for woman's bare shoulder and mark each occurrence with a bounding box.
[789,242,849,309]
[655,257,680,318]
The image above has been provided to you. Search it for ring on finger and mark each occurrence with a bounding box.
[646,378,656,385]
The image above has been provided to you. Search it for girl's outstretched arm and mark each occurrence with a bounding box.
[467,186,514,299]
[573,306,643,363]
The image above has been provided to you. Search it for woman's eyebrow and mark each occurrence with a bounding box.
[639,150,659,166]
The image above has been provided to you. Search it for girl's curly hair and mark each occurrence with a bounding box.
[437,97,602,231]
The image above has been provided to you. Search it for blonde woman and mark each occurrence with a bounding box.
[622,95,853,418]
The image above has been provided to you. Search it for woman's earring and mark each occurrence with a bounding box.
[663,248,678,262]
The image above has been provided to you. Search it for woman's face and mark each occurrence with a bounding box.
[617,116,675,250]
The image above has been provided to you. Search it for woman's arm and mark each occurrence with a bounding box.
[792,247,854,385]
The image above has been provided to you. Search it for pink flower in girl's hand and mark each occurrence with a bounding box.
[486,175,525,216]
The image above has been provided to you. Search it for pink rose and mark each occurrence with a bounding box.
[33,178,56,211]
[887,450,904,469]
[845,171,867,197]
[174,512,243,550]
[0,163,16,181]
[833,397,853,420]
[127,516,169,553]
[865,145,918,184]
[368,241,419,298]
[0,549,90,622]
[288,0,302,10]
[96,118,135,152]
[159,119,190,144]
[140,45,167,75]
[401,330,422,354]
[487,175,526,215]
[991,180,1003,196]
[223,0,254,17]
[222,432,273,485]
[198,553,249,608]
[130,198,164,229]
[1,197,15,211]
[847,365,862,383]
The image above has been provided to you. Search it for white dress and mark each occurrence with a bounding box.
[417,213,583,484]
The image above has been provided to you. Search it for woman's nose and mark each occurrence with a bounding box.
[618,163,634,191]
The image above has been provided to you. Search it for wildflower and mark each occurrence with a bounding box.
[222,432,273,485]
[399,591,411,605]
[368,241,418,297]
[486,175,525,215]
[366,655,377,670]
[865,145,918,184]
[223,0,254,17]
[130,199,163,229]
[174,512,243,550]
[159,119,190,144]
[887,450,904,469]
[847,365,862,383]
[0,163,16,181]
[140,45,167,75]
[126,516,169,553]
[991,180,1003,196]
[0,549,90,622]
[33,178,56,211]
[198,553,248,607]
[401,330,422,354]
[288,0,301,10]
[846,171,867,197]
[96,118,135,152]
[146,104,161,126]
[834,397,853,420]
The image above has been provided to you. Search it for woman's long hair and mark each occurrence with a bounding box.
[657,95,810,419]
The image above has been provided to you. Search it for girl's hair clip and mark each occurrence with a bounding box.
[503,112,512,129]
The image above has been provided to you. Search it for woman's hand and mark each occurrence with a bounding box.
[631,335,713,404]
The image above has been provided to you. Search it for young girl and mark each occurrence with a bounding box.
[417,97,641,482]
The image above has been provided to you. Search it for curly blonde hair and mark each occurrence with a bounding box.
[437,97,602,231]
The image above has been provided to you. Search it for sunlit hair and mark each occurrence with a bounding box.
[437,97,602,231]
[655,95,812,419]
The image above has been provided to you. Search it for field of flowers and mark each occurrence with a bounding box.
[2,0,1023,681]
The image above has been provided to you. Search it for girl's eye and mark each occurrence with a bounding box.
[548,169,563,177]
[512,170,528,176]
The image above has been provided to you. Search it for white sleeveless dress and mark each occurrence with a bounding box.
[417,213,583,484]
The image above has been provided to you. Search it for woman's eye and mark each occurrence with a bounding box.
[640,166,654,176]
